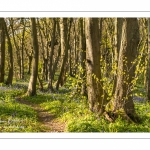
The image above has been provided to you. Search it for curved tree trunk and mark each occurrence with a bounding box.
[26,18,39,96]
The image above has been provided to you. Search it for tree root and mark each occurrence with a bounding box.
[103,111,118,122]
[103,111,141,124]
[103,112,114,122]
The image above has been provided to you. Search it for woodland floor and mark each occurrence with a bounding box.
[1,81,150,132]
[15,97,66,132]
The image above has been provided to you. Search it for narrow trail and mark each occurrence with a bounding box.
[15,97,66,132]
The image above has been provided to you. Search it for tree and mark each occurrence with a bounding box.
[146,18,150,101]
[0,18,5,83]
[56,18,72,90]
[20,18,26,79]
[79,18,86,95]
[26,18,39,96]
[85,18,105,114]
[4,19,13,85]
[111,18,140,123]
[47,18,57,91]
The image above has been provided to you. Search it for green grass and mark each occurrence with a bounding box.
[1,76,150,132]
[29,89,150,132]
[0,85,42,132]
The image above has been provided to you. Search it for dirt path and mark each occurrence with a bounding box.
[15,97,66,132]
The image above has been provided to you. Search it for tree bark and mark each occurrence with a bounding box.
[4,19,13,85]
[146,18,150,101]
[51,20,61,80]
[56,18,72,90]
[79,18,86,95]
[112,18,140,123]
[0,18,5,83]
[9,18,21,79]
[47,18,56,91]
[20,18,25,79]
[85,18,105,114]
[27,18,39,96]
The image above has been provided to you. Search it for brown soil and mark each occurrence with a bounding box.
[15,97,66,132]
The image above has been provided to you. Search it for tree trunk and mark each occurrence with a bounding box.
[47,18,56,91]
[9,18,21,79]
[112,18,140,123]
[79,18,86,95]
[111,18,124,97]
[20,18,25,79]
[0,18,5,83]
[52,20,61,80]
[56,18,72,90]
[26,18,39,96]
[85,18,105,114]
[28,55,32,74]
[37,19,47,80]
[146,18,150,101]
[4,19,13,85]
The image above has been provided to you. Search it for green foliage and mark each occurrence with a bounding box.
[67,121,99,132]
[41,100,62,115]
[65,102,150,132]
[1,69,150,132]
[34,77,150,132]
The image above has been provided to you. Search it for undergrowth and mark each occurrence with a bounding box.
[0,84,42,132]
[1,75,150,132]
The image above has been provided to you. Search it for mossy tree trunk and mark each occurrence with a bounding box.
[112,18,140,123]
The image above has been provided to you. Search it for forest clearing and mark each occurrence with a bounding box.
[0,18,150,132]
